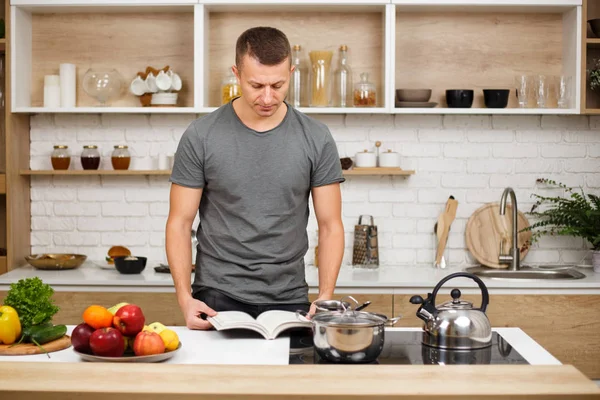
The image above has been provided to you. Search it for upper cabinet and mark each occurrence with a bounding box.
[8,0,585,114]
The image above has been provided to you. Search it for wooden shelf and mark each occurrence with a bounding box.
[0,174,5,194]
[20,168,415,177]
[343,168,415,176]
[587,38,600,48]
[392,107,579,114]
[15,107,199,114]
[20,169,172,176]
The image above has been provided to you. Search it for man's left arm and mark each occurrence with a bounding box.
[310,182,344,314]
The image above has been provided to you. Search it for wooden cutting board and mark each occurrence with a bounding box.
[465,203,532,269]
[0,335,71,355]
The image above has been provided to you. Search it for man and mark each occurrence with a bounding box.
[166,26,344,330]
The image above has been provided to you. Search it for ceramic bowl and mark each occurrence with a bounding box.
[114,256,147,274]
[446,89,474,108]
[396,89,432,102]
[483,89,510,108]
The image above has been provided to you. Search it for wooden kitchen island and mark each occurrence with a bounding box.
[0,327,599,399]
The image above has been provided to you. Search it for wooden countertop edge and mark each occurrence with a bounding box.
[1,363,599,398]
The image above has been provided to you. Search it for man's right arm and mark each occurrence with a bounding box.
[165,183,216,330]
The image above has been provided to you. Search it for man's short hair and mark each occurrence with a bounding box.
[235,26,291,71]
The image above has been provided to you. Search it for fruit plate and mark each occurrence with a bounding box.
[94,260,116,270]
[74,343,181,363]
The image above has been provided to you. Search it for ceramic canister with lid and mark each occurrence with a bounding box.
[379,149,400,167]
[354,149,377,168]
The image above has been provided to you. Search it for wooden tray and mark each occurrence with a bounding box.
[465,203,532,269]
[0,335,71,355]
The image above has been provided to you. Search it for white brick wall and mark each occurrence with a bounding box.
[30,113,600,269]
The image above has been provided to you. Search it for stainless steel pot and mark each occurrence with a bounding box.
[298,310,401,364]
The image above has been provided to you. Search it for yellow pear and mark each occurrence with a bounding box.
[108,302,129,316]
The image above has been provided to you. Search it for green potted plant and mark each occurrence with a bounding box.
[589,58,600,92]
[521,178,600,271]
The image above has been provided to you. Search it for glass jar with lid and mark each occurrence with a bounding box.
[51,145,71,170]
[353,72,377,107]
[221,69,242,105]
[81,145,101,170]
[111,145,131,170]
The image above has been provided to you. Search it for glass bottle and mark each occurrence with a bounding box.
[221,69,241,105]
[51,145,71,170]
[289,45,307,108]
[309,50,333,107]
[81,145,101,170]
[333,45,353,107]
[111,145,131,170]
[353,72,377,107]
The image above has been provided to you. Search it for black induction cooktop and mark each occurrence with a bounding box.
[288,331,529,365]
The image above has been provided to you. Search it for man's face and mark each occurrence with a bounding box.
[233,54,293,118]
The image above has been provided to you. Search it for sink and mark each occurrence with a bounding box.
[464,266,586,280]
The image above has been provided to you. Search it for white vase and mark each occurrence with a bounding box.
[593,250,600,273]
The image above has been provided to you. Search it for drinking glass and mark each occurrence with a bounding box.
[556,75,572,109]
[514,75,531,108]
[534,75,551,108]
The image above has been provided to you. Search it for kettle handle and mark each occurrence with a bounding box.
[430,272,489,313]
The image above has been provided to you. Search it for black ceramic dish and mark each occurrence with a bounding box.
[483,89,510,108]
[114,256,147,274]
[446,90,474,108]
[589,19,600,38]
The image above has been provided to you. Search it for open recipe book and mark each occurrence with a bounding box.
[207,310,311,340]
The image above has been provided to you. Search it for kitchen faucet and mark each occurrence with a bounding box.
[498,187,520,271]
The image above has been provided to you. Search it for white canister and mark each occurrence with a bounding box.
[354,150,377,168]
[43,75,61,108]
[378,149,400,167]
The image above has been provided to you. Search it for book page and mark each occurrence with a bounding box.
[209,311,257,327]
[256,310,310,338]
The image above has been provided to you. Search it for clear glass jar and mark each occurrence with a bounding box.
[111,145,131,170]
[221,69,241,105]
[51,145,71,170]
[354,72,377,107]
[289,45,307,108]
[81,145,101,170]
[333,45,353,107]
[309,50,333,107]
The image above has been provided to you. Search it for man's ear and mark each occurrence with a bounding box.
[232,65,240,81]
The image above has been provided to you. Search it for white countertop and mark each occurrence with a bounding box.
[0,326,561,366]
[0,261,598,294]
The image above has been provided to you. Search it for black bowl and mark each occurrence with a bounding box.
[114,256,147,274]
[446,89,474,108]
[589,19,600,38]
[483,89,510,108]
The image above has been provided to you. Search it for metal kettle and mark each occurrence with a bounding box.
[409,272,492,350]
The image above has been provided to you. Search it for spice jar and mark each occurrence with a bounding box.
[221,69,241,105]
[353,72,377,107]
[111,145,131,170]
[80,145,101,170]
[51,145,71,170]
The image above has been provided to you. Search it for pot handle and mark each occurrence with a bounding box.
[385,314,402,327]
[430,272,489,313]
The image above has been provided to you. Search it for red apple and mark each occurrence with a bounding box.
[133,331,165,356]
[71,322,95,354]
[113,304,145,337]
[89,327,125,357]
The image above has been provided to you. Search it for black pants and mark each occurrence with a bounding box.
[193,286,310,319]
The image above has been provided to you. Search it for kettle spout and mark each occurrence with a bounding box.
[409,294,437,323]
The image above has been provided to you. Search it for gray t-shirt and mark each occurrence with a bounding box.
[170,100,344,304]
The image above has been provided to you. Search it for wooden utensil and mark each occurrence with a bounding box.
[0,335,71,356]
[465,202,532,269]
[435,196,458,266]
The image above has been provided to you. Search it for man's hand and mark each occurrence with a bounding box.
[182,297,217,330]
[308,295,333,316]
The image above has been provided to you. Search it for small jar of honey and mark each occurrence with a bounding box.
[51,145,71,170]
[111,145,131,170]
[81,145,101,170]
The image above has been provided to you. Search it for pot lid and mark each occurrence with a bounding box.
[312,311,386,327]
[438,288,473,310]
